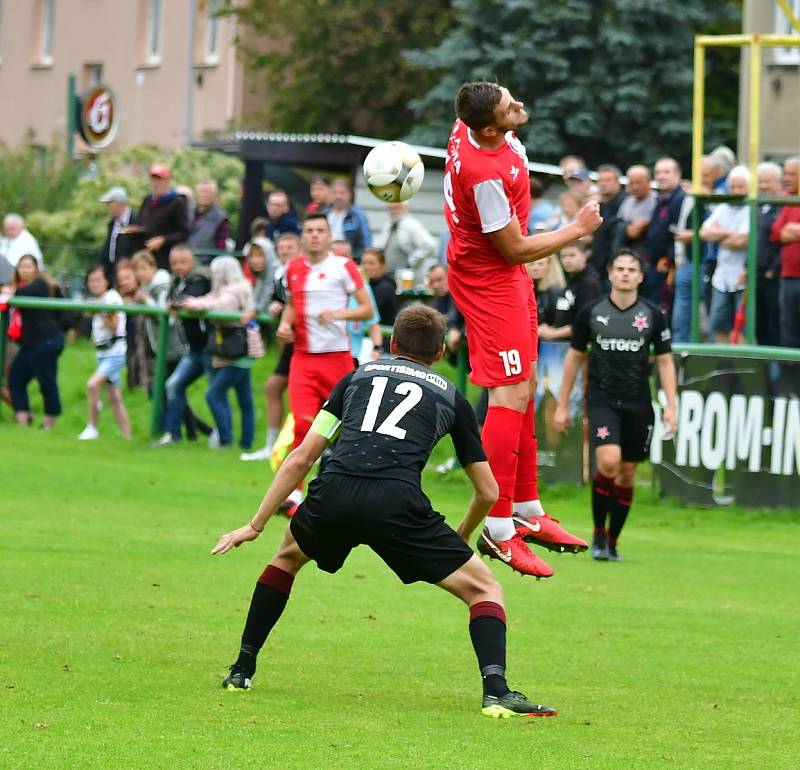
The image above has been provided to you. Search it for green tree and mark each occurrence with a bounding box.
[223,0,453,137]
[407,0,741,169]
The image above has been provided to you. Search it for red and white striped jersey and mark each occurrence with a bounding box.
[284,253,364,353]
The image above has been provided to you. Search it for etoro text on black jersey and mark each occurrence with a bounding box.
[571,296,672,402]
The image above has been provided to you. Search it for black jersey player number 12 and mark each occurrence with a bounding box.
[360,377,423,440]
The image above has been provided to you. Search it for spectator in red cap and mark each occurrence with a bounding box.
[127,165,189,271]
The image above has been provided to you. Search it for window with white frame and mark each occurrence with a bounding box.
[204,0,221,64]
[37,0,55,65]
[774,0,800,65]
[145,0,163,65]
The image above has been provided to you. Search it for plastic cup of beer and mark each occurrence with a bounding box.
[398,269,415,290]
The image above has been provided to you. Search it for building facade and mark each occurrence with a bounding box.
[0,0,254,151]
[739,0,800,161]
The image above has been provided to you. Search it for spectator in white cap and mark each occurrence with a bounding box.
[0,214,43,268]
[100,186,138,285]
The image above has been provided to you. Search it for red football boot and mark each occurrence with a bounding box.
[513,514,588,554]
[476,529,554,579]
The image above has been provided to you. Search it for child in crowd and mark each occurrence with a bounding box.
[78,264,131,440]
[242,237,280,318]
[554,191,582,229]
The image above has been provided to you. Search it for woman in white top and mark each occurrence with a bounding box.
[78,264,131,440]
[700,166,751,344]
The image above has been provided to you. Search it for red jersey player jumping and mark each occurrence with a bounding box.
[445,82,602,577]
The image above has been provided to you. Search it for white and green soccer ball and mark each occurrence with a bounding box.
[363,141,425,203]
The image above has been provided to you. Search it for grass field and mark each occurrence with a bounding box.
[2,341,799,769]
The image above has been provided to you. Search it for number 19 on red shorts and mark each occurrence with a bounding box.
[499,349,522,378]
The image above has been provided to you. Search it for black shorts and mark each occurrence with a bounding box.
[588,397,655,462]
[290,473,473,584]
[273,342,293,377]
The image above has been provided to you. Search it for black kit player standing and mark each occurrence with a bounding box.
[212,305,557,718]
[554,250,678,561]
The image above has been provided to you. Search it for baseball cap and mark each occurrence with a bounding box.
[567,168,589,179]
[100,186,129,203]
[149,164,170,179]
[567,168,590,181]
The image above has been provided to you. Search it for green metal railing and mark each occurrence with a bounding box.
[0,293,468,436]
[672,341,800,361]
[689,193,800,344]
[0,297,277,437]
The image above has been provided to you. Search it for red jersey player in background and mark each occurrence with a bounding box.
[445,82,602,577]
[277,212,374,512]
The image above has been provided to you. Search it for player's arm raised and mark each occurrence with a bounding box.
[488,204,602,265]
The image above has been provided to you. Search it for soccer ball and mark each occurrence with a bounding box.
[363,141,425,203]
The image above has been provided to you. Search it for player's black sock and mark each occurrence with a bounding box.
[235,565,295,674]
[592,471,614,532]
[469,602,508,698]
[608,484,634,544]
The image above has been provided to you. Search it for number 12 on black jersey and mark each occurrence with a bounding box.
[359,376,423,440]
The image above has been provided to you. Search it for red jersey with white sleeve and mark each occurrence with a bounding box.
[444,118,531,278]
[284,253,364,354]
[443,119,538,387]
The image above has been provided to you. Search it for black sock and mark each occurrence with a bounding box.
[608,484,633,544]
[469,602,508,698]
[592,472,614,532]
[235,565,294,675]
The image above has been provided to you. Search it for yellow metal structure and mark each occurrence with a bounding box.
[692,0,800,192]
[690,2,800,344]
[693,30,800,195]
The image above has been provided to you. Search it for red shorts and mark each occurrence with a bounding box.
[288,350,355,448]
[448,266,537,388]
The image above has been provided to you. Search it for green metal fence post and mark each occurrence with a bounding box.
[746,199,758,344]
[0,308,8,415]
[690,198,702,343]
[456,343,468,395]
[150,313,170,439]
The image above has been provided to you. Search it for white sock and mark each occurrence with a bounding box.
[485,516,516,541]
[265,427,280,451]
[287,488,304,505]
[513,499,545,519]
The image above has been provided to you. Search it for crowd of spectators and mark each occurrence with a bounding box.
[2,147,800,441]
[530,150,800,348]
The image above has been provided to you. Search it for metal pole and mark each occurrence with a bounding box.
[150,314,170,438]
[748,38,762,196]
[456,343,468,395]
[690,198,703,343]
[185,0,197,146]
[746,199,758,344]
[0,308,8,416]
[66,74,77,159]
[692,39,706,193]
[745,37,762,345]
